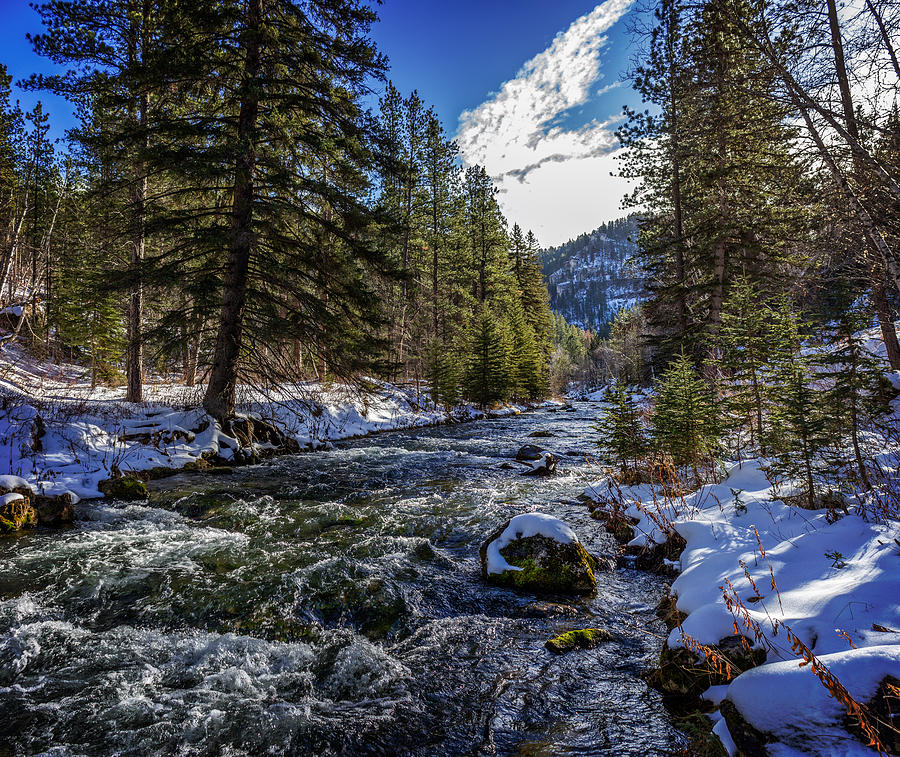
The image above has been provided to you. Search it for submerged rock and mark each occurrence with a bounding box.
[545,627,613,653]
[523,601,579,619]
[480,512,599,594]
[0,493,37,533]
[528,430,555,438]
[521,452,558,477]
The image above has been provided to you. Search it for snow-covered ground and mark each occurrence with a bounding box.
[0,342,560,503]
[582,331,900,754]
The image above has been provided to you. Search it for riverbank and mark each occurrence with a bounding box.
[584,454,900,755]
[0,342,563,508]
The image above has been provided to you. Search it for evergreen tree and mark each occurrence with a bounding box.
[120,0,394,421]
[820,302,893,490]
[766,304,831,508]
[465,304,507,407]
[620,0,813,365]
[652,350,721,479]
[718,278,773,452]
[426,336,463,409]
[595,380,648,478]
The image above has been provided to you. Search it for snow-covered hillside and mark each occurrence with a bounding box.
[541,215,642,333]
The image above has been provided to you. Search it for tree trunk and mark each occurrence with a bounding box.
[0,186,29,307]
[126,90,148,403]
[666,0,687,336]
[864,0,900,80]
[203,0,262,422]
[848,354,871,489]
[825,0,900,367]
[872,281,900,369]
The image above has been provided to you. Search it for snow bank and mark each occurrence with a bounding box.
[1,342,561,502]
[485,512,577,574]
[584,457,900,754]
[727,646,900,751]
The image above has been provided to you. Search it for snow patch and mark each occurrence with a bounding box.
[485,512,577,575]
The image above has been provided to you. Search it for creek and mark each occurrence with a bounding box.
[0,403,682,756]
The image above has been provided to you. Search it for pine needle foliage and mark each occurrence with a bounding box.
[652,350,721,478]
[595,381,649,478]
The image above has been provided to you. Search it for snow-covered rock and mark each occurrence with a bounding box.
[521,451,558,476]
[479,512,599,594]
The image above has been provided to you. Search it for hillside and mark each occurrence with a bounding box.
[541,215,642,334]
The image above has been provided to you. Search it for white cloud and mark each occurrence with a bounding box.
[455,0,634,247]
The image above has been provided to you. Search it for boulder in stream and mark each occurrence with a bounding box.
[98,475,148,501]
[515,444,545,462]
[480,512,598,594]
[33,491,76,526]
[521,452,558,476]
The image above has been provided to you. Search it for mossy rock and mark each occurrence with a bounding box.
[545,627,613,653]
[98,476,148,501]
[0,495,37,533]
[233,613,322,644]
[479,522,600,595]
[313,579,408,640]
[140,465,182,481]
[321,516,365,530]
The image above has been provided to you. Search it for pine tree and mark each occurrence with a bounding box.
[820,302,892,490]
[595,380,648,478]
[619,0,813,365]
[130,0,393,421]
[718,278,773,452]
[652,351,721,479]
[465,304,507,407]
[29,0,163,400]
[766,304,831,508]
[426,336,463,409]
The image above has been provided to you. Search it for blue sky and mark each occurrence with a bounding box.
[0,0,640,245]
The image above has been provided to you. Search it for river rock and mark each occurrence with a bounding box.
[228,417,301,456]
[480,512,598,594]
[515,444,545,462]
[522,601,579,619]
[98,475,148,501]
[545,627,613,653]
[521,452,558,476]
[0,493,37,533]
[527,430,555,438]
[719,699,771,756]
[33,492,77,526]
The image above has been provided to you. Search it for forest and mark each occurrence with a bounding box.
[0,0,554,421]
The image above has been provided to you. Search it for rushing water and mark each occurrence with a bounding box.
[0,403,683,756]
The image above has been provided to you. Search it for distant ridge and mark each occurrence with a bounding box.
[540,215,642,335]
